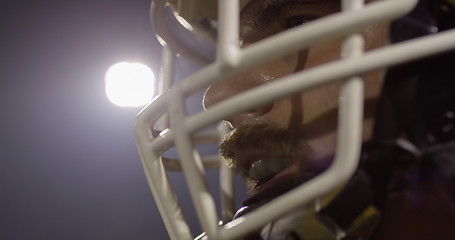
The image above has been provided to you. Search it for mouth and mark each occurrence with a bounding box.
[248,157,295,185]
[234,150,317,198]
[249,162,317,198]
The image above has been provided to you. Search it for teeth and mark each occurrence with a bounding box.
[248,158,294,183]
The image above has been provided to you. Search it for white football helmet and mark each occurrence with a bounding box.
[135,0,455,239]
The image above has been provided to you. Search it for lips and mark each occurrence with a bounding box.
[233,149,315,198]
[250,163,299,196]
[239,162,319,210]
[248,157,295,184]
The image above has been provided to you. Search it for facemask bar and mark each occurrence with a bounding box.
[135,0,455,239]
[151,0,215,65]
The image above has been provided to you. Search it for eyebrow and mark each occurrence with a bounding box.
[251,0,337,28]
[255,0,313,28]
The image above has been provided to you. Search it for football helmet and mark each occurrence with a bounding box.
[135,0,455,239]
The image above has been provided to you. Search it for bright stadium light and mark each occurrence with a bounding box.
[105,62,155,107]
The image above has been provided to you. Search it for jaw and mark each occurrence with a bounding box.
[241,163,316,208]
[248,162,318,199]
[249,163,299,197]
[232,148,330,198]
[240,153,334,208]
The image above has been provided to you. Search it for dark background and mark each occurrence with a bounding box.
[1,0,246,239]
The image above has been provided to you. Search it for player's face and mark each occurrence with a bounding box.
[204,0,388,195]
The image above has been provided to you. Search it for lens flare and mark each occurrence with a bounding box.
[105,62,155,107]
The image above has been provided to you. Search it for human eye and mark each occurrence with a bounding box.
[281,14,317,29]
[240,0,339,43]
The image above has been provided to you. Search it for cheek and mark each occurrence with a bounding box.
[299,22,389,71]
[304,39,343,69]
[302,82,341,125]
[291,24,389,164]
[364,23,390,51]
[263,53,303,79]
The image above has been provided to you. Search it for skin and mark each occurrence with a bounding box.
[204,0,387,186]
[202,0,455,238]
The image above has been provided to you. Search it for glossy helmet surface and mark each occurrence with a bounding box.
[135,0,455,239]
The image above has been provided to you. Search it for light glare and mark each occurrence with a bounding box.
[105,62,155,107]
[174,12,193,31]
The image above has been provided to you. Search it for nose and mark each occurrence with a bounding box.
[203,53,303,127]
[203,65,274,127]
